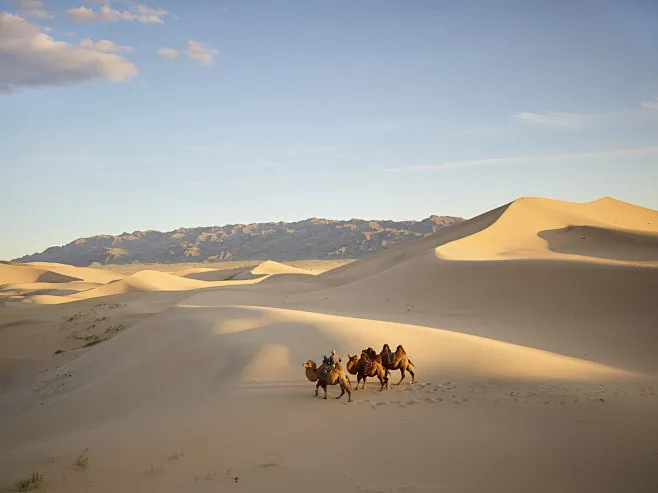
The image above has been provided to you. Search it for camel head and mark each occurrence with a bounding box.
[303,360,317,370]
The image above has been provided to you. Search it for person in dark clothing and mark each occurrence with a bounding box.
[323,350,341,371]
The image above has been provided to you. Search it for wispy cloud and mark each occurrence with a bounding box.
[186,40,218,66]
[157,47,179,59]
[67,3,168,24]
[0,13,137,93]
[12,0,50,18]
[392,146,658,173]
[512,111,609,130]
[642,97,658,111]
[80,39,134,53]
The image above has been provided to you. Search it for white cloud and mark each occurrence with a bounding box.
[67,3,167,24]
[642,97,658,111]
[394,146,658,173]
[12,0,49,18]
[80,39,134,53]
[186,40,218,66]
[157,47,179,59]
[0,13,137,92]
[512,111,608,130]
[132,4,167,24]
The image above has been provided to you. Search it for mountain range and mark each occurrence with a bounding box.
[13,215,464,266]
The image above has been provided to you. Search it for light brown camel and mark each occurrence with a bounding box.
[302,360,352,402]
[346,353,389,391]
[380,344,415,385]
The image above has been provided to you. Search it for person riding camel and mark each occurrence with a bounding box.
[323,350,341,370]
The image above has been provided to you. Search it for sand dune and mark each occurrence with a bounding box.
[436,197,658,265]
[538,225,658,261]
[23,262,125,284]
[179,261,313,282]
[1,196,656,493]
[0,263,81,284]
[0,262,124,286]
[0,281,103,297]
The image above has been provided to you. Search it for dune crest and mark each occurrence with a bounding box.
[435,197,658,265]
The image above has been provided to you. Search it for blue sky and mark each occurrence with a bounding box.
[1,0,657,260]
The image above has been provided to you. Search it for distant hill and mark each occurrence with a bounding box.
[12,215,464,266]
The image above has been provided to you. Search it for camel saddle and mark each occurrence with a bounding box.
[319,364,333,379]
[363,358,374,374]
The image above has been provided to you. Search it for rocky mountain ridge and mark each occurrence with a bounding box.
[13,215,464,266]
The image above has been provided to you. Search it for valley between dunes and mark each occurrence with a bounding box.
[1,197,657,493]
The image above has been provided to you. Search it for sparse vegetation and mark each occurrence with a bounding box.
[64,312,85,323]
[82,338,101,348]
[145,463,163,476]
[166,450,184,461]
[104,324,125,335]
[74,449,89,470]
[54,349,65,355]
[79,324,126,349]
[260,461,280,468]
[14,471,43,492]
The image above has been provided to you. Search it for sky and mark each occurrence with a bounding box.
[1,0,657,260]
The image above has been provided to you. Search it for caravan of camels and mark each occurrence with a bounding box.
[303,344,415,403]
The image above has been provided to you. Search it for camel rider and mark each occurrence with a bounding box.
[324,350,341,370]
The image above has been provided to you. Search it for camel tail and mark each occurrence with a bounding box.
[408,359,415,367]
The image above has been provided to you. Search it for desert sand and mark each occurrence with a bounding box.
[1,197,657,493]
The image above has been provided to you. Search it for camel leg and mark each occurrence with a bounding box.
[322,383,328,400]
[361,375,367,390]
[315,381,320,397]
[339,376,352,402]
[395,368,406,385]
[378,373,385,392]
[354,375,361,391]
[407,365,415,384]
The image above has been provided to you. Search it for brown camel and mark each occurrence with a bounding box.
[362,347,390,378]
[302,360,352,402]
[380,344,415,385]
[361,347,382,363]
[346,353,389,391]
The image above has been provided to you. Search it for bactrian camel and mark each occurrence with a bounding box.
[302,360,352,402]
[346,353,389,391]
[379,344,415,385]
